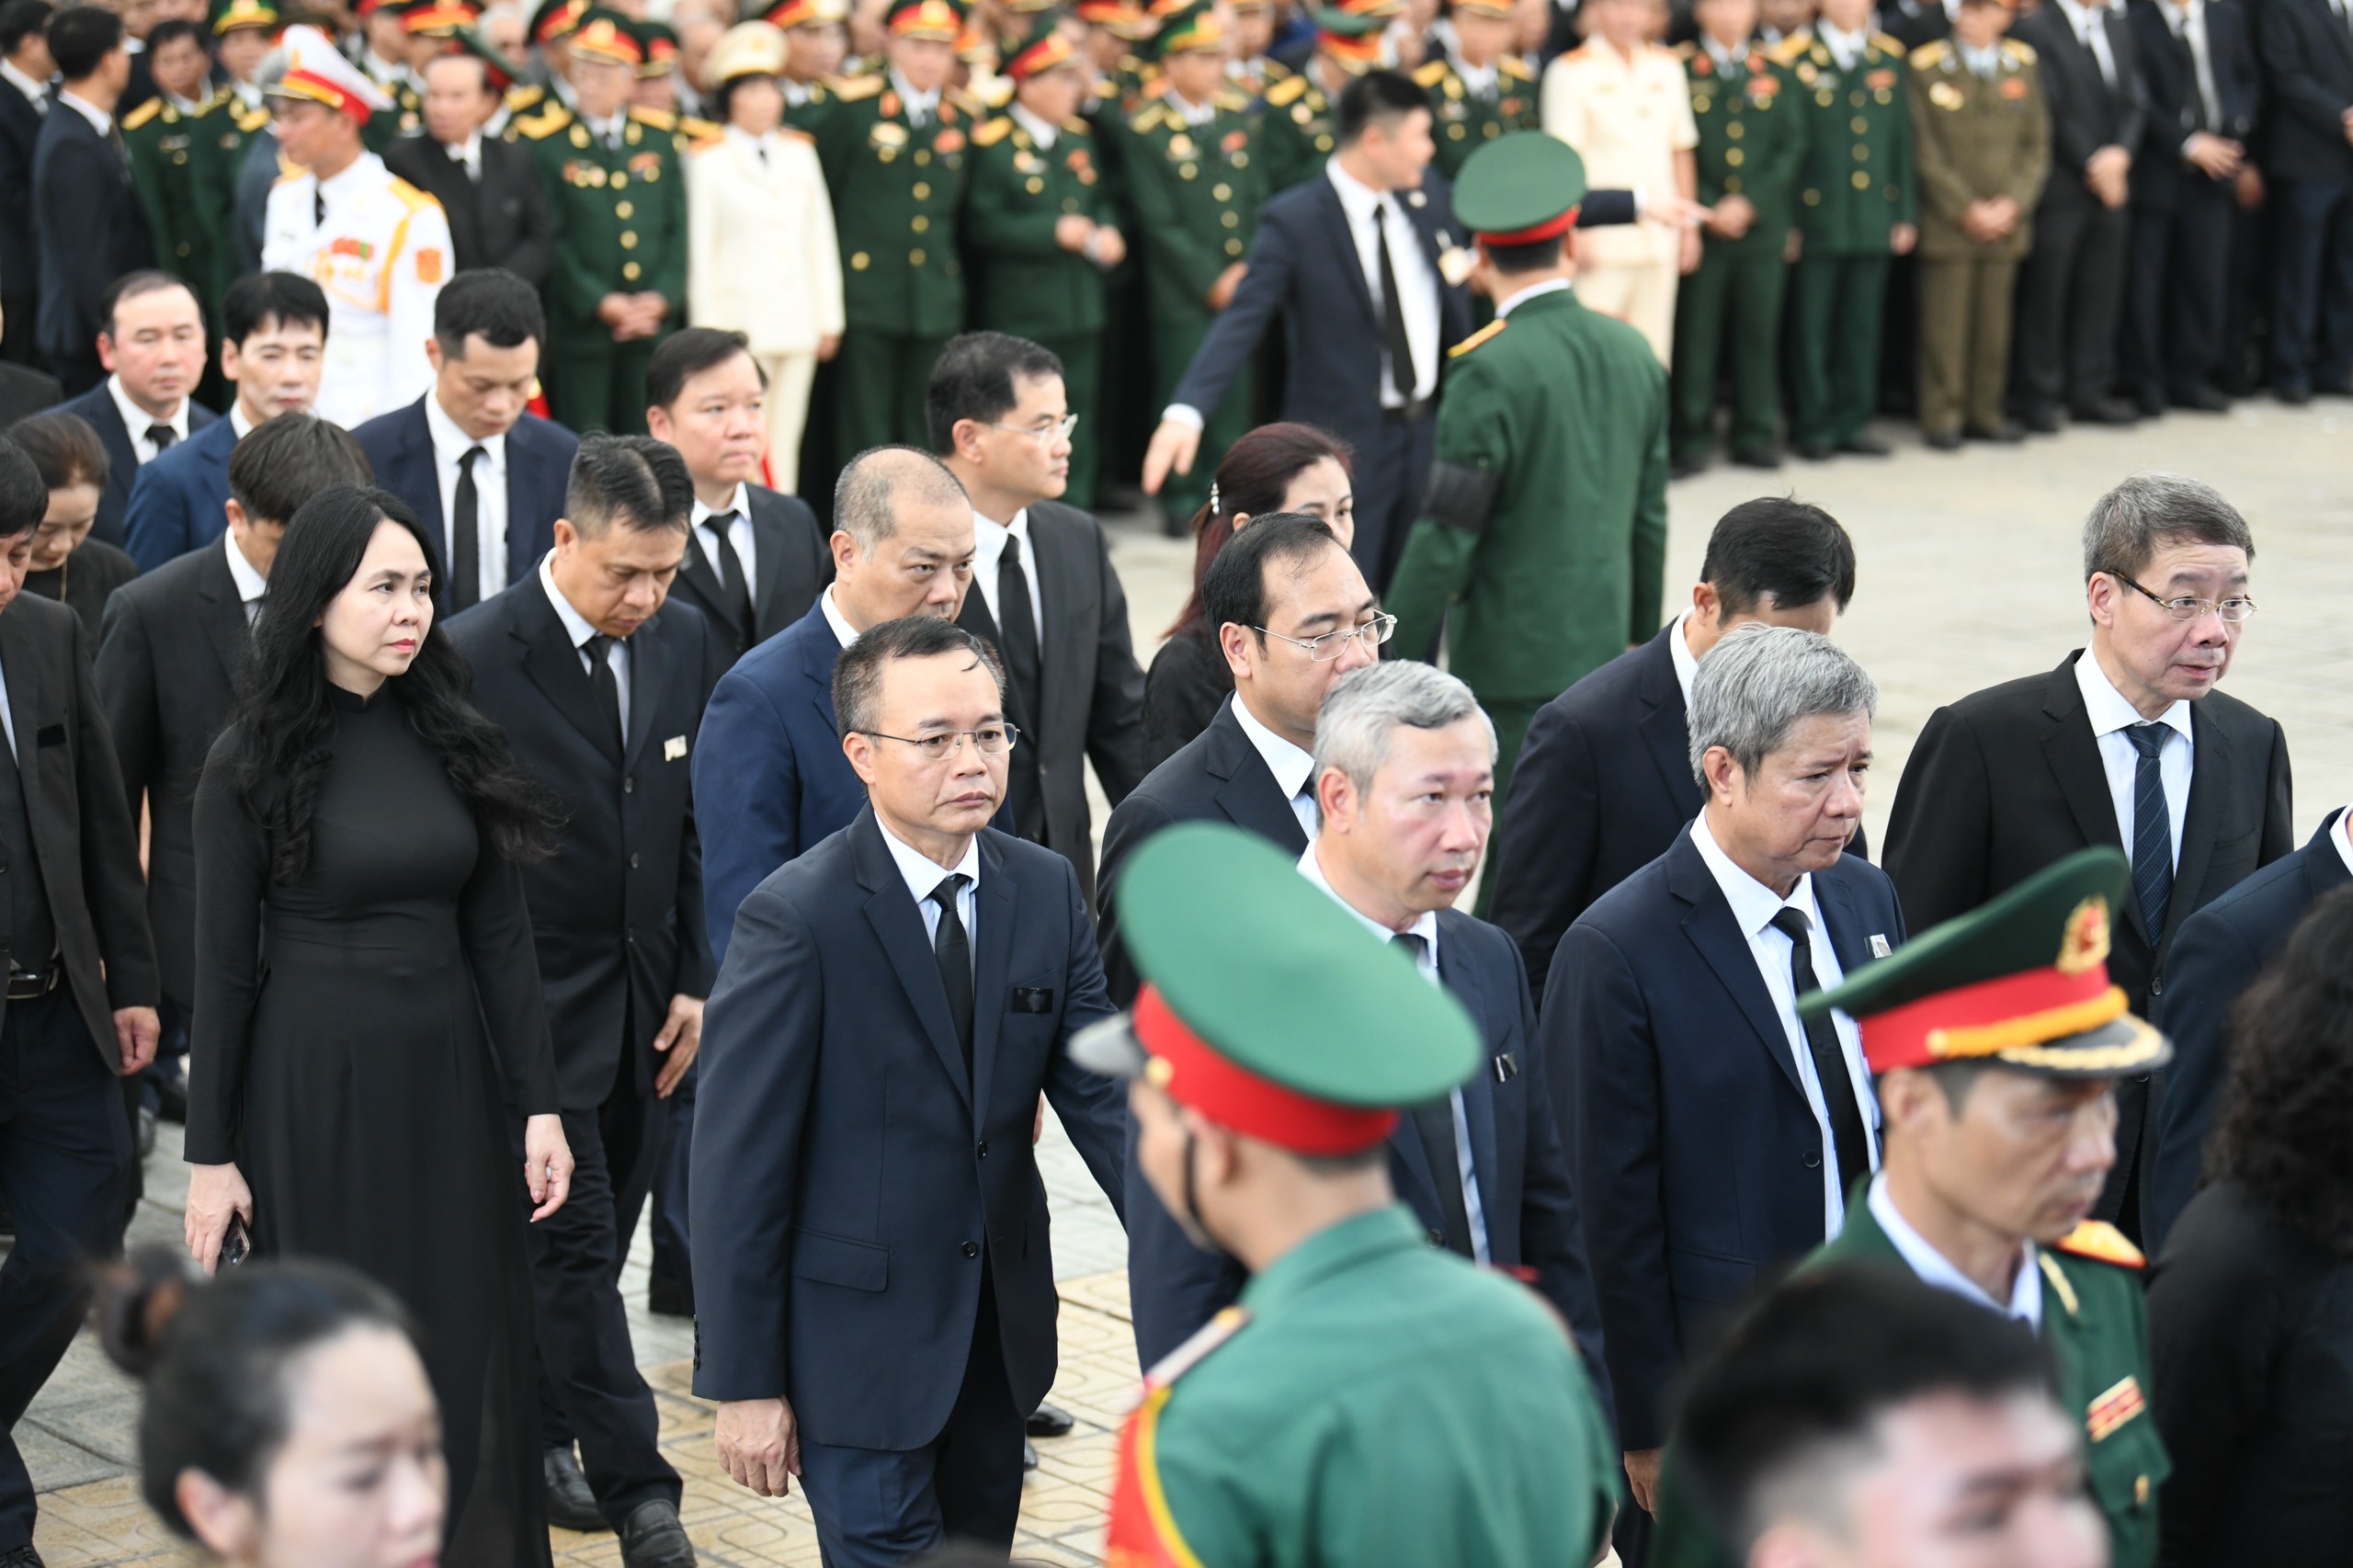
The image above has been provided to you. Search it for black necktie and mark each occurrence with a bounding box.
[931,873,974,1078]
[451,445,483,612]
[704,512,755,637]
[2126,724,2174,941]
[450,144,477,183]
[145,424,176,457]
[1370,203,1419,407]
[996,531,1042,728]
[584,633,624,758]
[1768,908,1871,1198]
[1395,933,1475,1258]
[313,187,325,226]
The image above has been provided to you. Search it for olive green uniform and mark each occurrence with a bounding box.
[1670,42,1806,463]
[1257,69,1338,194]
[123,94,217,300]
[1908,37,2051,437]
[1414,55,1540,182]
[188,91,272,317]
[1774,30,1916,450]
[515,102,693,434]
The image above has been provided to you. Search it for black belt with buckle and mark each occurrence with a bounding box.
[6,962,61,1002]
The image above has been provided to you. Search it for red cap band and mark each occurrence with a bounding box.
[1476,205,1580,247]
[1859,962,2121,1073]
[1133,985,1399,1156]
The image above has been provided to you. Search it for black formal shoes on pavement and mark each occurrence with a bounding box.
[1026,1402,1075,1437]
[1925,427,1964,451]
[543,1446,607,1533]
[0,1544,43,1566]
[618,1500,697,1568]
[1836,432,1892,456]
[647,1273,694,1318]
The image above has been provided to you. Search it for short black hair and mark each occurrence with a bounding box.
[645,326,764,413]
[1699,497,1859,617]
[99,270,200,340]
[146,16,202,53]
[228,415,373,528]
[0,435,52,540]
[0,0,53,55]
[47,4,119,79]
[1483,233,1572,276]
[832,615,1005,741]
[222,271,330,349]
[563,433,692,537]
[1676,1264,2058,1558]
[1200,511,1340,642]
[1336,68,1429,145]
[924,331,1063,453]
[431,267,544,357]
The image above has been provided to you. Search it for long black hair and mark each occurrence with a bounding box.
[216,483,555,883]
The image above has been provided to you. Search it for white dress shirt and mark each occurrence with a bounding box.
[2159,0,2225,140]
[2074,652,2193,872]
[108,375,188,466]
[1324,159,1441,408]
[1232,695,1319,840]
[1009,102,1059,150]
[0,648,16,763]
[539,553,631,737]
[55,88,109,138]
[445,129,483,182]
[971,509,1042,638]
[691,484,759,606]
[1,59,48,112]
[819,584,861,649]
[424,392,509,607]
[1815,18,1869,69]
[1869,1175,2044,1331]
[2334,809,2353,879]
[1689,812,1881,1235]
[582,110,626,149]
[880,816,980,953]
[1668,606,1701,709]
[2052,0,2122,89]
[888,67,939,125]
[223,528,269,627]
[1298,840,1490,1261]
[227,403,256,440]
[1495,277,1574,319]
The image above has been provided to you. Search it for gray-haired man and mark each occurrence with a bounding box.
[1884,472,2291,1242]
[1540,624,1906,1540]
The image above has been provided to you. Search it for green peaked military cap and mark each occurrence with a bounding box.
[1454,131,1588,241]
[1146,0,1223,58]
[1309,0,1399,38]
[1073,824,1482,1151]
[1799,846,2171,1079]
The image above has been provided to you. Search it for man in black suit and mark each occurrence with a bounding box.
[445,436,720,1568]
[2122,0,2260,415]
[352,268,579,614]
[643,328,830,665]
[1884,472,2292,1240]
[932,332,1147,905]
[1488,497,1859,1004]
[0,432,159,1561]
[31,6,153,394]
[0,1,52,370]
[385,50,555,286]
[1886,0,1956,49]
[690,616,1125,1566]
[1096,514,1384,1008]
[51,271,212,548]
[2253,0,2353,401]
[1545,624,1903,1540]
[2011,0,2147,428]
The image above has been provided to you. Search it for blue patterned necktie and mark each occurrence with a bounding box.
[2126,723,2174,940]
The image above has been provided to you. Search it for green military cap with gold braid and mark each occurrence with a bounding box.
[1799,846,2172,1078]
[210,0,280,36]
[999,11,1076,78]
[1312,0,1398,67]
[527,0,589,44]
[568,6,644,63]
[448,24,519,89]
[630,17,681,74]
[1145,0,1222,57]
[1454,131,1587,244]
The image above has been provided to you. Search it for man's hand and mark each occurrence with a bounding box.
[1141,417,1201,496]
[2183,131,2243,180]
[1624,1447,1665,1514]
[817,333,841,361]
[653,994,705,1098]
[523,1113,574,1221]
[1702,193,1755,239]
[1206,260,1247,312]
[2234,164,2266,210]
[185,1162,253,1275]
[1640,191,1712,230]
[1677,225,1703,274]
[2086,144,2131,208]
[1890,222,1918,256]
[1086,225,1127,267]
[624,292,670,340]
[114,1006,159,1074]
[716,1398,801,1496]
[1783,227,1804,265]
[1959,200,2000,244]
[1054,212,1097,252]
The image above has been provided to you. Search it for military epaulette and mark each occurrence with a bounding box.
[1675,39,1698,60]
[779,125,815,143]
[1061,115,1093,137]
[510,104,574,140]
[629,105,679,131]
[233,103,269,132]
[1449,318,1506,358]
[1141,1305,1250,1391]
[1499,55,1530,80]
[1265,73,1309,108]
[979,76,1015,110]
[680,115,723,146]
[973,115,1012,147]
[386,175,438,214]
[1909,40,1949,69]
[832,73,885,102]
[1768,32,1812,64]
[122,98,165,131]
[1212,87,1250,113]
[2002,38,2036,64]
[1127,101,1168,132]
[1413,58,1450,87]
[947,87,983,118]
[1872,32,1905,56]
[2054,1220,2145,1271]
[504,84,544,114]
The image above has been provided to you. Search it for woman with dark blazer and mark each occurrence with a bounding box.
[12,412,139,635]
[2149,883,2353,1567]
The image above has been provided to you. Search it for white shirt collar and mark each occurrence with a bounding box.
[692,483,752,526]
[1869,1175,2044,1331]
[1816,19,1870,59]
[1158,86,1213,126]
[1298,837,1440,956]
[2052,0,2109,36]
[1495,278,1573,318]
[723,122,777,157]
[450,129,483,166]
[424,388,507,471]
[1231,692,1317,806]
[0,59,48,108]
[2332,809,2353,881]
[1009,100,1059,147]
[1668,608,1700,709]
[2073,648,2192,745]
[876,813,981,906]
[222,527,269,604]
[585,109,626,142]
[538,551,600,650]
[56,88,110,134]
[229,403,257,439]
[315,151,381,206]
[819,584,860,649]
[972,506,1030,559]
[1457,59,1496,95]
[888,66,938,116]
[1704,35,1743,74]
[1324,155,1393,227]
[1690,808,1825,943]
[108,373,187,446]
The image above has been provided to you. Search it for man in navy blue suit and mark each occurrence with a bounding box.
[351,267,576,612]
[32,6,152,393]
[122,271,328,573]
[1545,624,1904,1544]
[691,615,1125,1566]
[51,271,212,549]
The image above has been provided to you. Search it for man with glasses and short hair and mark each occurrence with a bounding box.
[1885,472,2291,1245]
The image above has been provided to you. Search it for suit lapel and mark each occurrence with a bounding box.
[747,499,792,633]
[1029,511,1086,744]
[1636,629,1699,805]
[970,835,1017,1119]
[2167,700,2236,945]
[1314,177,1379,326]
[1206,703,1308,853]
[853,811,972,1108]
[801,616,840,735]
[1436,917,1502,1214]
[675,532,738,639]
[1813,872,1875,982]
[514,586,616,755]
[402,407,445,536]
[192,542,251,685]
[1,613,33,790]
[621,615,665,767]
[1670,835,1807,1097]
[2040,657,2136,931]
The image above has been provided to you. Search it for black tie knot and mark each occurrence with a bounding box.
[930,871,971,909]
[146,424,176,452]
[585,632,615,664]
[1391,930,1428,965]
[1768,905,1813,947]
[2127,722,2169,759]
[460,444,485,472]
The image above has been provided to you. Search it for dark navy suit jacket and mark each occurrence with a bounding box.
[2148,810,2350,1250]
[32,103,152,379]
[123,413,239,572]
[351,396,575,602]
[688,809,1126,1449]
[53,381,218,550]
[1545,827,1906,1449]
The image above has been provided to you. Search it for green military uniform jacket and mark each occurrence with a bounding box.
[1116,1206,1617,1568]
[1257,69,1337,194]
[1118,90,1264,326]
[965,110,1116,338]
[1386,286,1669,702]
[188,90,272,307]
[780,75,837,132]
[1906,37,2052,261]
[514,102,693,334]
[123,94,215,292]
[1414,55,1540,183]
[804,74,973,339]
[1680,40,1807,253]
[1773,29,1917,252]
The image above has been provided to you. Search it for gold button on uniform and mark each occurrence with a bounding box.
[1025,176,1043,194]
[611,171,628,187]
[1723,176,1743,193]
[1725,120,1744,140]
[913,180,930,199]
[1854,144,1870,160]
[1221,210,1238,227]
[615,200,633,219]
[912,215,929,233]
[915,149,930,165]
[1224,237,1244,256]
[1804,187,1821,205]
[620,231,638,248]
[1178,162,1197,179]
[910,247,926,265]
[1212,182,1231,199]
[1725,147,1745,166]
[1851,115,1868,133]
[623,261,642,280]
[851,251,870,270]
[1851,170,1871,189]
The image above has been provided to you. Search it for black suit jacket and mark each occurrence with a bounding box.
[94,538,247,1012]
[688,809,1126,1449]
[444,578,727,1108]
[382,132,555,287]
[0,82,43,301]
[0,363,63,428]
[53,381,220,550]
[955,502,1148,906]
[0,594,159,1067]
[1886,0,1954,50]
[667,485,831,665]
[2145,810,2348,1251]
[350,397,577,605]
[2014,2,2149,206]
[32,99,153,371]
[2126,0,2258,210]
[2253,0,2353,181]
[1096,694,1307,1007]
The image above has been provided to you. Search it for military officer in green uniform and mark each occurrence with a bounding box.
[1650,846,2175,1568]
[191,0,279,324]
[121,18,219,301]
[1670,0,1806,473]
[502,0,588,122]
[1258,0,1392,194]
[760,0,852,128]
[1386,132,1668,858]
[1413,0,1540,182]
[515,8,690,434]
[967,15,1124,508]
[1772,0,1915,460]
[1225,0,1291,99]
[1908,0,2049,448]
[1078,823,1618,1568]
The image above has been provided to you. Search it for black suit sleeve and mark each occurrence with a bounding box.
[190,731,265,1162]
[2113,23,2148,163]
[1882,702,1995,934]
[42,133,135,347]
[502,147,556,289]
[1094,790,1176,1009]
[1488,699,1600,1005]
[2146,909,2256,1251]
[1576,189,1638,227]
[95,587,159,824]
[1168,208,1300,418]
[1082,521,1150,809]
[1043,859,1127,1218]
[73,611,157,1009]
[671,615,729,1001]
[2256,718,2293,869]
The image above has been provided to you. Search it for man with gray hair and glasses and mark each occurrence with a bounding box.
[1885,471,2291,1244]
[1541,624,1904,1548]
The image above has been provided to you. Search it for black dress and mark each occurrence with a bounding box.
[1142,629,1230,773]
[23,538,137,637]
[188,685,558,1568]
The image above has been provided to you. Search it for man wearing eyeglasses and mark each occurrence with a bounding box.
[689,613,1127,1566]
[1884,472,2292,1245]
[930,331,1148,907]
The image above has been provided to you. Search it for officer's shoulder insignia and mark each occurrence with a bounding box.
[2086,1374,2149,1444]
[1212,87,1250,113]
[1413,59,1450,87]
[1142,1305,1251,1391]
[513,104,573,140]
[1769,34,1811,65]
[1062,115,1094,137]
[504,84,543,114]
[1266,74,1309,108]
[2054,1220,2145,1271]
[678,114,722,145]
[978,77,1015,110]
[630,106,679,131]
[235,104,269,132]
[1675,39,1698,60]
[1872,32,1905,55]
[779,125,815,143]
[2002,38,2037,64]
[1263,58,1294,82]
[1910,40,1949,69]
[833,74,885,102]
[974,115,1013,147]
[271,165,309,187]
[1449,318,1507,358]
[122,98,164,131]
[1127,102,1167,132]
[1500,56,1530,80]
[386,176,438,214]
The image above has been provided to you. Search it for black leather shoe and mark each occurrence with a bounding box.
[2171,384,2232,413]
[156,1071,189,1125]
[1023,1438,1040,1471]
[1923,427,1963,451]
[647,1274,695,1318]
[1730,446,1782,469]
[2274,380,2313,405]
[543,1448,608,1533]
[1965,420,2029,444]
[1027,1402,1075,1438]
[1669,452,1709,479]
[0,1544,46,1567]
[136,1105,157,1161]
[2019,403,2063,434]
[1793,438,1834,460]
[1835,431,1892,456]
[2315,377,2353,398]
[618,1501,696,1568]
[2071,396,2141,426]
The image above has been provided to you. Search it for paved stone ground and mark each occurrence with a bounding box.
[23,399,2353,1564]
